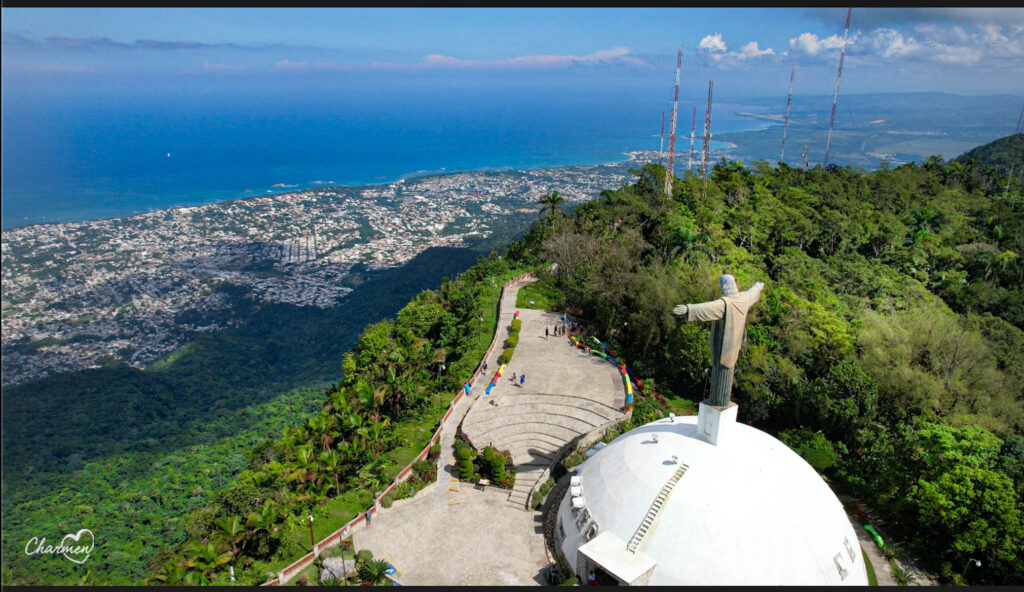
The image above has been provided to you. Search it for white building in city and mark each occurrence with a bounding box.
[553,403,868,586]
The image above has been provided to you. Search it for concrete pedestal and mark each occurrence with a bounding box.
[697,401,738,446]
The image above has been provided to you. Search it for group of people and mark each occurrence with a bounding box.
[546,320,575,338]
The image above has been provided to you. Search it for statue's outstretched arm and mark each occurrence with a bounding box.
[674,299,726,322]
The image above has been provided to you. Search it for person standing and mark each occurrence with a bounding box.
[511,372,517,384]
[520,373,526,387]
[464,382,471,396]
[483,361,488,373]
[365,509,372,527]
[545,326,549,339]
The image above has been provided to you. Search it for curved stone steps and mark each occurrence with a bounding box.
[468,392,623,422]
[464,411,597,438]
[464,402,613,431]
[470,422,583,447]
[490,431,567,452]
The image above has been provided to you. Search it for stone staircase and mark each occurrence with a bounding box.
[462,392,625,510]
[626,463,690,553]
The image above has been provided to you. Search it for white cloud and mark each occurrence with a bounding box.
[273,59,307,70]
[698,33,727,53]
[697,33,776,68]
[739,41,775,58]
[787,32,846,57]
[783,22,1024,67]
[409,47,647,69]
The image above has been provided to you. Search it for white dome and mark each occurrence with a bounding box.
[555,414,867,586]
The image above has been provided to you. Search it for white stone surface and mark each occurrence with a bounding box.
[555,415,868,586]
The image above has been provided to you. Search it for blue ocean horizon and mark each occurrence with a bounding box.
[1,86,764,229]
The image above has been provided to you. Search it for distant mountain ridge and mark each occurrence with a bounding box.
[953,133,1024,175]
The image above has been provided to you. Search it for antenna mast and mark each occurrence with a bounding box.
[702,79,713,196]
[664,48,682,197]
[659,110,666,165]
[780,68,795,163]
[1015,105,1024,135]
[824,7,852,167]
[688,105,697,172]
[803,143,809,168]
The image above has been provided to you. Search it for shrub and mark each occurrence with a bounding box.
[779,428,839,472]
[538,476,555,497]
[358,559,392,585]
[499,347,515,364]
[380,494,394,508]
[491,452,506,482]
[413,459,437,482]
[506,332,519,348]
[355,550,373,566]
[511,318,522,333]
[531,491,543,510]
[428,443,442,460]
[456,446,477,482]
[394,481,418,500]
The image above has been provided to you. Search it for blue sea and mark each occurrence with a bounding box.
[1,85,765,229]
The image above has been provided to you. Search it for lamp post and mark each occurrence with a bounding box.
[308,514,315,554]
[961,557,981,579]
[341,527,349,585]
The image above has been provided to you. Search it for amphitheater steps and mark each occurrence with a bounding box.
[461,391,625,511]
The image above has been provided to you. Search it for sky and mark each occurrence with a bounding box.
[3,7,1024,101]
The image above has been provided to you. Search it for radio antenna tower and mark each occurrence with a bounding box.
[803,143,809,168]
[1015,105,1024,134]
[664,48,682,197]
[780,68,795,163]
[702,80,713,196]
[688,105,697,172]
[824,7,852,167]
[659,111,666,165]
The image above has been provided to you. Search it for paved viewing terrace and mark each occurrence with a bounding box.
[462,284,626,509]
[339,277,628,585]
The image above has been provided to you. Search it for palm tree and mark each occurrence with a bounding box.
[675,227,715,263]
[213,515,245,560]
[321,448,343,496]
[537,190,566,219]
[244,501,280,558]
[358,559,392,585]
[151,560,186,585]
[185,541,231,582]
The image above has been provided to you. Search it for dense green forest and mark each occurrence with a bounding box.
[0,245,493,585]
[5,136,1023,585]
[509,147,1023,583]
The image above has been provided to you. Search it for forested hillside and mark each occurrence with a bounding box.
[6,137,1021,585]
[953,132,1024,176]
[0,245,489,585]
[511,148,1023,583]
[147,136,1022,586]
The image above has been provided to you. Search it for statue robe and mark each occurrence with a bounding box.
[684,283,763,406]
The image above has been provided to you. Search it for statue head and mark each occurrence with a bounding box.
[719,274,739,297]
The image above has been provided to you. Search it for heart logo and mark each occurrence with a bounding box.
[60,529,95,564]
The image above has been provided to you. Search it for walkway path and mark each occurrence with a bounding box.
[462,280,626,509]
[339,275,626,586]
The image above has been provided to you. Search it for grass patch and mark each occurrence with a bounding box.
[863,549,878,586]
[146,342,194,371]
[516,279,563,311]
[659,394,698,416]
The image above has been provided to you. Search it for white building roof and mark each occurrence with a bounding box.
[562,415,867,586]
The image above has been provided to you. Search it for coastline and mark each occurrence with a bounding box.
[1,153,644,232]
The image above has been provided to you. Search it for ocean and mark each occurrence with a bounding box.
[1,86,764,229]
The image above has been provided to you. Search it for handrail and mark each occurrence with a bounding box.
[261,270,534,585]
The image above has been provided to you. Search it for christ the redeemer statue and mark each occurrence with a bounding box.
[673,275,764,407]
